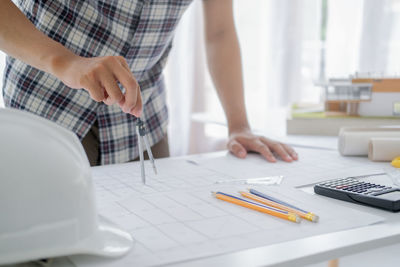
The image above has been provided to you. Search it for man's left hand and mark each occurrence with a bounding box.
[228,129,298,162]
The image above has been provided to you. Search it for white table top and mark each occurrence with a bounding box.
[165,151,400,266]
[8,145,400,267]
[169,184,400,267]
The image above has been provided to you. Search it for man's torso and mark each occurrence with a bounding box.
[2,0,192,164]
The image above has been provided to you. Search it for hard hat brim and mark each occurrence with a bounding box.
[74,215,134,257]
[0,216,134,265]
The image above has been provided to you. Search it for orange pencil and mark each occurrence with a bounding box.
[212,191,300,223]
[240,190,319,222]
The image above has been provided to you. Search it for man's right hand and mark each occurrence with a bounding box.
[53,55,142,117]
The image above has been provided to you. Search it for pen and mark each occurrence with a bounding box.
[246,189,319,222]
[212,191,300,223]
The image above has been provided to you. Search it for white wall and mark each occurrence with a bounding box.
[359,92,400,117]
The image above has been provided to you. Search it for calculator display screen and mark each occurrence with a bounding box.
[376,191,400,201]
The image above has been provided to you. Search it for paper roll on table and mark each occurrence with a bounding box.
[338,127,400,156]
[368,138,400,161]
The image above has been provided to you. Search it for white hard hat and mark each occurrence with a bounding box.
[0,108,133,265]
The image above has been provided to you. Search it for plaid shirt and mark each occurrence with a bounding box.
[2,0,193,164]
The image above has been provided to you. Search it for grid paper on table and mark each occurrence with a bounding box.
[193,147,389,187]
[70,154,384,267]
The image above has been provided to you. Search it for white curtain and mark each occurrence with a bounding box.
[165,0,323,155]
[165,0,400,157]
[326,0,399,76]
[164,0,207,156]
[1,0,399,153]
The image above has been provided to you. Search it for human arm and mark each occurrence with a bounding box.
[0,0,141,115]
[202,0,298,162]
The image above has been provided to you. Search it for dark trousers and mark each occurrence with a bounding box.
[81,121,170,166]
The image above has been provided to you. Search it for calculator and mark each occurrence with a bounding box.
[314,177,400,212]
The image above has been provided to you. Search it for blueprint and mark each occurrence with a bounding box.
[70,149,384,267]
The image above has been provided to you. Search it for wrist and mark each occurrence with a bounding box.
[46,46,79,79]
[225,109,250,136]
[228,123,250,135]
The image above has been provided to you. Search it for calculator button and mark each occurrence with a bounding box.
[367,188,383,193]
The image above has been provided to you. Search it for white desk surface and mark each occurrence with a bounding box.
[166,149,400,267]
[8,137,400,267]
[169,177,400,267]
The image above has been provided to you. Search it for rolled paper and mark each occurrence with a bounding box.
[368,138,400,162]
[338,127,400,156]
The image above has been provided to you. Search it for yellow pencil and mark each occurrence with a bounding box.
[241,190,319,222]
[212,191,300,223]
